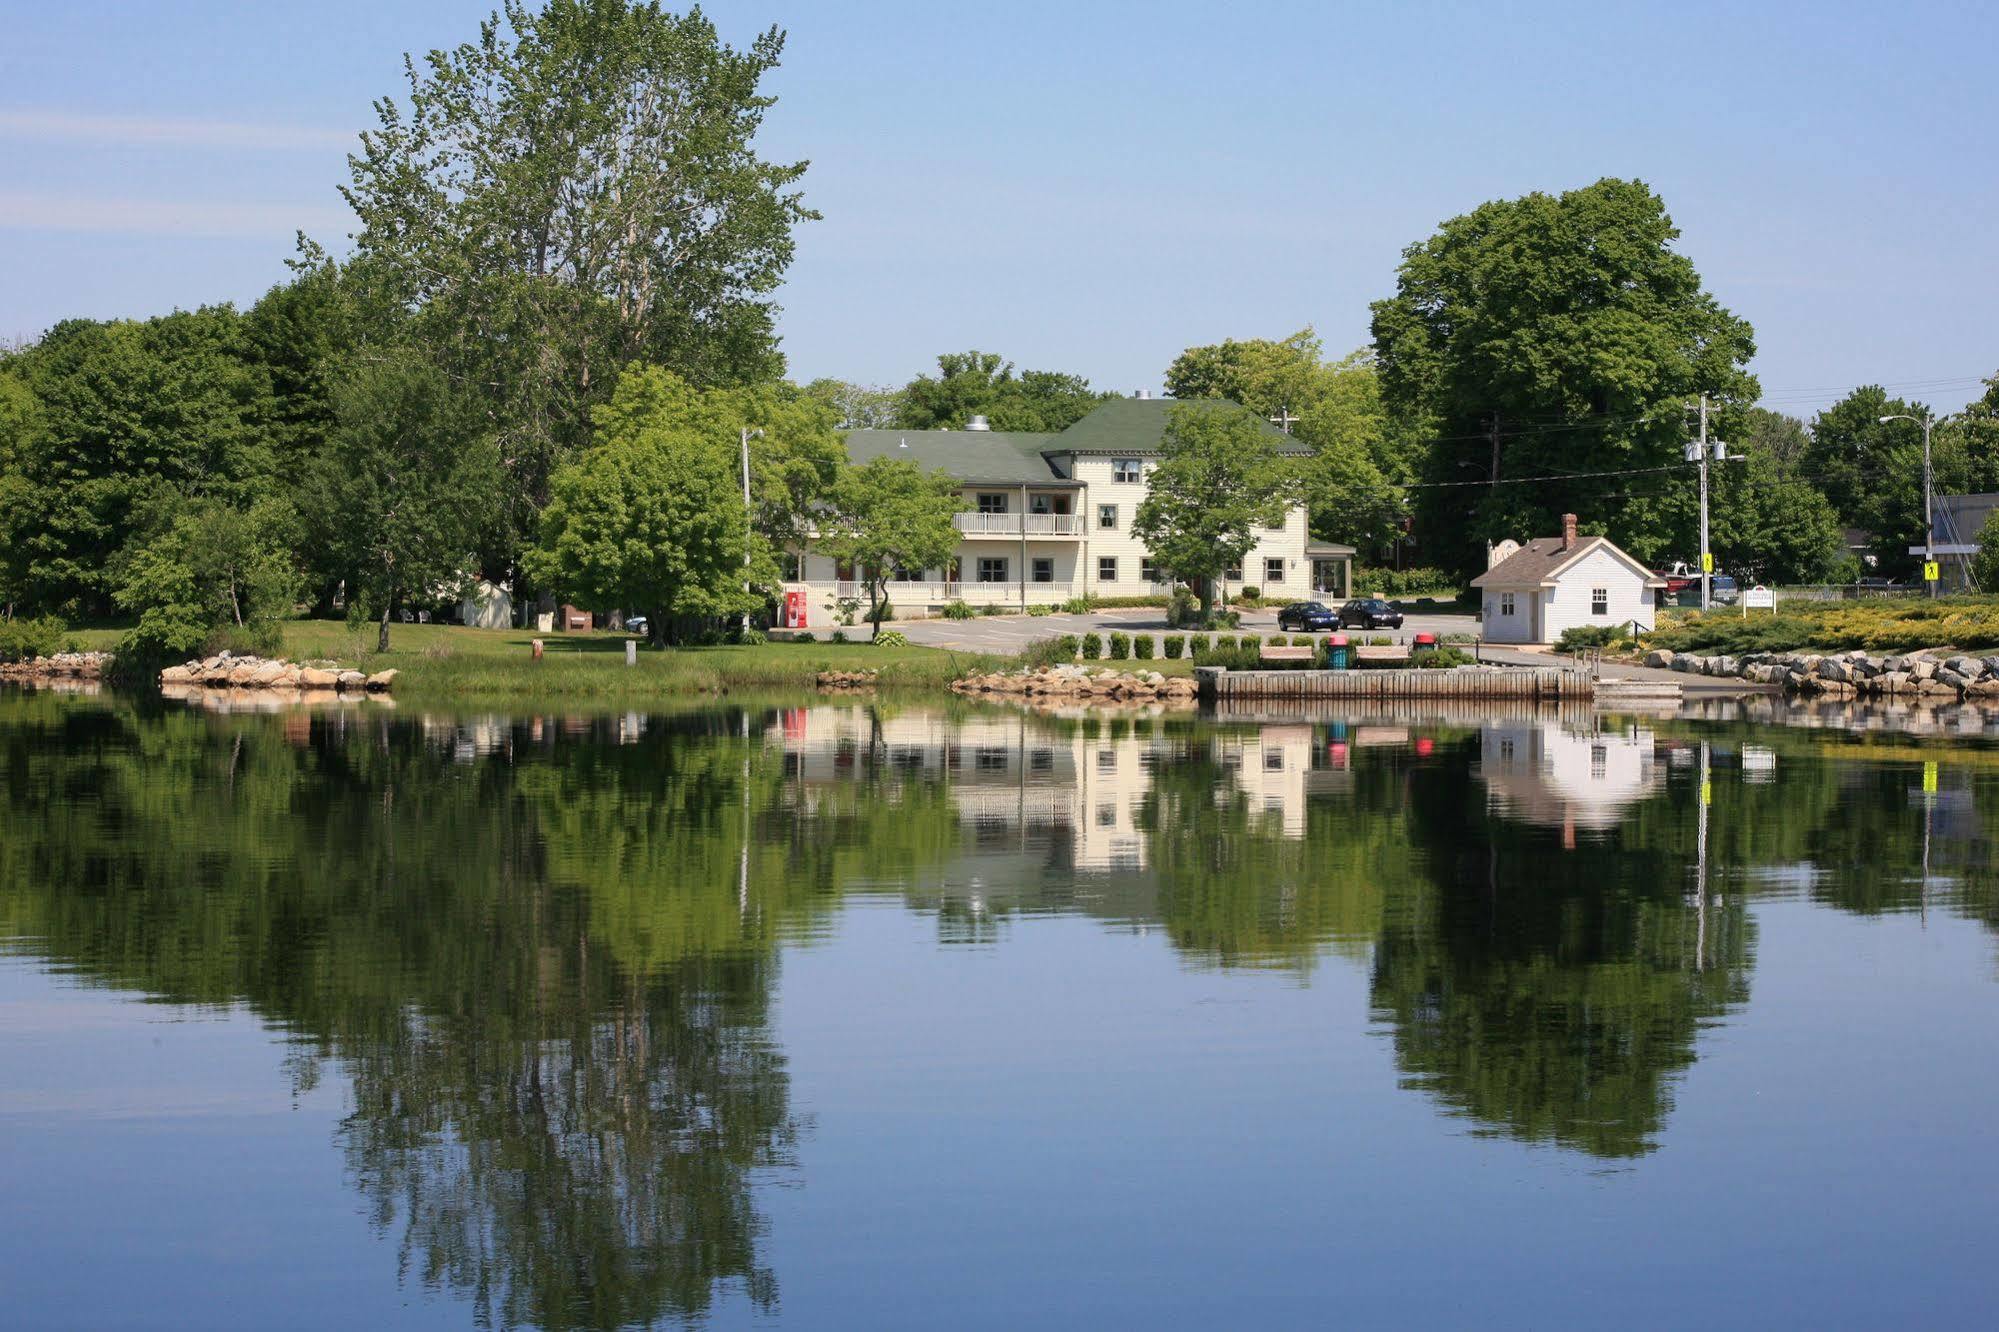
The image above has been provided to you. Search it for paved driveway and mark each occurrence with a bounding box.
[894,606,1480,653]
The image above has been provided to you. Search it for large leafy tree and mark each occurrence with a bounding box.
[816,458,965,638]
[331,0,815,584]
[111,498,303,656]
[798,378,903,429]
[527,366,770,644]
[1799,385,1931,565]
[311,350,501,652]
[895,351,1112,432]
[1131,403,1298,616]
[1372,178,1757,574]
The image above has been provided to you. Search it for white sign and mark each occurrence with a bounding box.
[1743,585,1775,610]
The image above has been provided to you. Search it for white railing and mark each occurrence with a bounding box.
[954,512,1086,537]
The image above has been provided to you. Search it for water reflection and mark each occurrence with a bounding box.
[4,691,1999,1324]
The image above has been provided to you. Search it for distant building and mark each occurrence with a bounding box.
[1926,493,1998,591]
[1470,513,1664,645]
[784,395,1352,627]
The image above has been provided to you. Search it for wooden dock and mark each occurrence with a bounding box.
[1196,665,1591,702]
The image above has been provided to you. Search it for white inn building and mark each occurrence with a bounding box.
[786,395,1354,626]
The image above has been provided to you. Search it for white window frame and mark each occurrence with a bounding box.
[976,492,1009,514]
[1111,457,1142,483]
[1264,557,1285,585]
[1098,556,1118,583]
[1500,592,1515,616]
[977,557,1009,583]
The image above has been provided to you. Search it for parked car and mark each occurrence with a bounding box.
[625,615,650,637]
[1275,600,1339,632]
[1336,598,1404,630]
[1709,575,1740,605]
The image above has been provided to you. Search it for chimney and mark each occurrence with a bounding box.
[1562,513,1578,551]
[1134,388,1151,400]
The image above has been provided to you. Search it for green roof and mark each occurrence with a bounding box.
[842,428,1069,484]
[841,398,1304,484]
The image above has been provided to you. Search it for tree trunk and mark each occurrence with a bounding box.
[378,595,392,654]
[870,581,885,640]
[650,613,666,649]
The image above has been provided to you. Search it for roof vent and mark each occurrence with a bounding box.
[1134,389,1151,399]
[966,414,991,431]
[897,437,909,449]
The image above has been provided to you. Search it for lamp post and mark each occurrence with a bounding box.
[1879,413,1937,597]
[741,426,764,632]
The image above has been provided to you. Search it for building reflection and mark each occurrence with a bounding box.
[1476,717,1662,838]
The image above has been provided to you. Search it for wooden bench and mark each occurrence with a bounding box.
[1259,646,1314,664]
[1353,645,1412,666]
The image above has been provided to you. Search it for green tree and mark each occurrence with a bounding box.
[1131,404,1298,616]
[1371,178,1758,574]
[1800,386,1934,570]
[332,0,816,585]
[311,350,500,652]
[895,351,1112,432]
[528,367,770,644]
[1973,510,1999,592]
[817,458,965,638]
[113,497,303,656]
[799,378,903,429]
[1707,446,1844,584]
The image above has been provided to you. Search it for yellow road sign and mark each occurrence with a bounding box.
[1700,552,1714,574]
[1924,762,1938,795]
[1924,560,1940,583]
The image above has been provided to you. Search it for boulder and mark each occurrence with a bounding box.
[248,661,287,688]
[1643,649,1675,670]
[299,667,339,689]
[364,669,398,692]
[337,670,367,690]
[228,662,263,687]
[159,665,196,685]
[1670,655,1700,673]
[1911,659,1938,681]
[1947,656,1985,681]
[1817,658,1851,684]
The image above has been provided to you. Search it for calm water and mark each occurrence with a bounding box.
[3,690,1997,1329]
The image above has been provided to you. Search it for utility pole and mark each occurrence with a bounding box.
[1487,412,1502,488]
[1268,405,1299,435]
[1698,395,1711,612]
[741,425,763,634]
[1879,412,1940,596]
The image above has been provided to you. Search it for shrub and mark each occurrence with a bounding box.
[830,629,848,644]
[1239,585,1260,602]
[1194,646,1308,671]
[1133,635,1155,659]
[1020,635,1076,668]
[0,615,67,663]
[1027,604,1053,616]
[942,600,976,620]
[738,627,770,646]
[1187,633,1210,655]
[1166,588,1198,627]
[207,620,286,659]
[1080,632,1103,659]
[1163,636,1184,659]
[1354,565,1460,598]
[872,629,910,647]
[1555,623,1632,652]
[1265,634,1287,647]
[1212,634,1235,651]
[978,604,1005,616]
[1415,646,1474,668]
[1108,631,1130,659]
[1061,595,1098,614]
[1238,634,1260,651]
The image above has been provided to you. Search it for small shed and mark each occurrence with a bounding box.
[1471,514,1664,645]
[458,579,514,629]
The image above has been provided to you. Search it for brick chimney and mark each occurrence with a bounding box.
[1561,513,1578,551]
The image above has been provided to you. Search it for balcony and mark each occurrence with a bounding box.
[955,511,1086,537]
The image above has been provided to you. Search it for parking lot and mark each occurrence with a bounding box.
[889,604,1480,654]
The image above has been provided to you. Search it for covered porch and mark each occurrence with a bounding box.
[1307,541,1356,599]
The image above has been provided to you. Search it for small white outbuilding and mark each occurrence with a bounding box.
[1471,514,1664,645]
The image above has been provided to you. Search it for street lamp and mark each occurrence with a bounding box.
[1879,413,1937,597]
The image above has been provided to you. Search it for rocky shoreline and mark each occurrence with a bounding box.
[160,653,397,693]
[1644,647,1999,700]
[0,651,113,682]
[950,664,1199,705]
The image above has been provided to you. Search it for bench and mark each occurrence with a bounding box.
[1259,646,1314,664]
[1353,645,1412,666]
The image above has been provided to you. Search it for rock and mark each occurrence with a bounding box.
[364,669,398,692]
[1671,655,1699,673]
[299,667,339,689]
[1643,649,1675,669]
[228,662,263,687]
[1947,656,1984,681]
[159,665,196,685]
[337,670,367,690]
[1911,659,1938,681]
[1818,658,1851,684]
[248,661,287,687]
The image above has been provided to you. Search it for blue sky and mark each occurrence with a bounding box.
[2,0,1994,414]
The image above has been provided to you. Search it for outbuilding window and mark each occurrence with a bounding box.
[1591,587,1608,616]
[1500,592,1515,616]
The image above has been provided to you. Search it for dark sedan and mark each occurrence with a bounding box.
[1336,598,1404,630]
[1275,601,1339,632]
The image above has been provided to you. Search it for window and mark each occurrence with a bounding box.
[976,492,1008,514]
[1264,748,1285,772]
[1500,592,1515,616]
[779,552,801,580]
[977,557,1009,583]
[1591,587,1608,616]
[1265,557,1285,584]
[1224,564,1243,582]
[1098,503,1118,530]
[1098,749,1116,773]
[1032,558,1054,584]
[1098,556,1118,583]
[1097,802,1117,828]
[1112,457,1142,483]
[1139,558,1160,584]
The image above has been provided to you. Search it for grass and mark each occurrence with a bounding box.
[1643,596,1999,656]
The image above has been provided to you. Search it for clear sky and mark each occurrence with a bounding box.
[2,0,1993,415]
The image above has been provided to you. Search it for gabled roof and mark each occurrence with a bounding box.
[842,428,1069,485]
[1050,397,1306,456]
[1470,535,1665,589]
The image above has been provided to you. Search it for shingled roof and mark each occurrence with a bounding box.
[1470,535,1664,588]
[840,398,1306,483]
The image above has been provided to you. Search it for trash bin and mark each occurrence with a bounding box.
[1326,634,1350,670]
[1413,632,1437,658]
